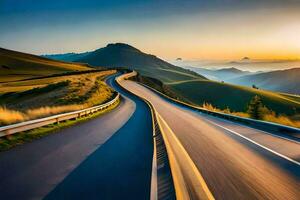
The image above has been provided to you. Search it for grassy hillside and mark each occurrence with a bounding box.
[0,70,116,125]
[229,68,300,95]
[44,43,206,83]
[184,66,252,81]
[168,80,300,116]
[43,52,90,62]
[0,48,92,82]
[74,43,206,83]
[43,43,300,118]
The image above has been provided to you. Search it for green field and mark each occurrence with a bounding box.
[0,48,118,125]
[137,66,205,84]
[0,70,116,125]
[0,48,92,82]
[68,43,206,84]
[169,80,300,116]
[0,70,116,108]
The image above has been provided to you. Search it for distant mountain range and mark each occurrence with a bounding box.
[44,43,205,83]
[229,68,300,95]
[43,52,90,62]
[1,44,299,115]
[183,66,300,95]
[44,44,300,95]
[183,66,253,81]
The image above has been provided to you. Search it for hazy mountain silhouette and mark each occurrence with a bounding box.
[229,68,300,94]
[184,66,252,81]
[43,52,90,62]
[45,43,206,83]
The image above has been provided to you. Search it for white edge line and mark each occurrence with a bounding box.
[198,113,300,145]
[202,118,300,166]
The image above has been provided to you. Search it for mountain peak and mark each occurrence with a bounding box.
[105,43,140,52]
[217,67,242,73]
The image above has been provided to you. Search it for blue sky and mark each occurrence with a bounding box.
[1,0,300,60]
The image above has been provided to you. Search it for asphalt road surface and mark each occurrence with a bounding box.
[0,74,154,200]
[1,73,299,200]
[119,79,300,200]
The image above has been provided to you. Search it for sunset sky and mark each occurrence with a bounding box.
[1,0,300,60]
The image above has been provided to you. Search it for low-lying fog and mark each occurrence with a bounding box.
[171,60,300,72]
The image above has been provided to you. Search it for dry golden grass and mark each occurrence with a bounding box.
[26,105,84,119]
[202,102,250,118]
[0,70,116,125]
[263,114,300,128]
[202,102,300,128]
[0,107,27,124]
[0,70,115,94]
[0,105,83,125]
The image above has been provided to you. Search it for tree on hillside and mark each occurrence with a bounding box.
[246,95,270,120]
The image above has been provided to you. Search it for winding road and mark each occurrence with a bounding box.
[0,72,299,200]
[119,77,300,200]
[0,74,154,200]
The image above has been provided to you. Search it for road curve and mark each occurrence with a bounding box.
[118,78,300,200]
[0,74,154,200]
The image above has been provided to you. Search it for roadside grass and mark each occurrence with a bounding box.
[169,80,300,116]
[263,114,300,128]
[0,70,115,95]
[0,70,116,125]
[0,98,120,152]
[202,102,250,118]
[133,74,300,129]
[0,107,26,124]
[202,102,300,128]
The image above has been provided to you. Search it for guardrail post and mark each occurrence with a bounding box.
[0,93,120,139]
[5,130,11,140]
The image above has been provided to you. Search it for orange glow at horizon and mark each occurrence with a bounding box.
[1,5,299,61]
[129,7,300,61]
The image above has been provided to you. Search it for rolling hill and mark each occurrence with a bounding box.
[228,68,300,95]
[168,80,300,116]
[183,66,253,81]
[46,43,206,83]
[43,52,90,62]
[44,43,300,116]
[0,48,92,82]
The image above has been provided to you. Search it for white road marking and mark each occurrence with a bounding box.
[201,117,300,166]
[199,113,300,145]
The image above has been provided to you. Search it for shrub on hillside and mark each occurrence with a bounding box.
[246,95,271,120]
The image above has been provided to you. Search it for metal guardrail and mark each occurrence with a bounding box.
[117,72,216,200]
[125,71,300,138]
[0,93,120,137]
[142,84,300,138]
